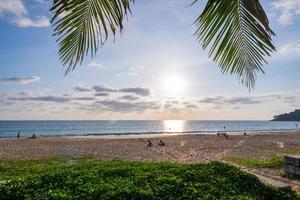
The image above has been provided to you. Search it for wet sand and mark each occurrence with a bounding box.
[1,132,300,162]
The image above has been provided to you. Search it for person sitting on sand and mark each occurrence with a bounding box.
[17,131,20,138]
[244,132,247,136]
[159,139,165,146]
[147,139,152,147]
[31,133,37,139]
[224,133,229,139]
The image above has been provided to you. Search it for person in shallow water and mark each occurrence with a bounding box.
[17,131,20,138]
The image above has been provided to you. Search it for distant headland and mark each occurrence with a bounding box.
[272,109,300,121]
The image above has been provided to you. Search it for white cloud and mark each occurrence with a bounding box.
[88,62,103,68]
[279,41,300,55]
[0,0,27,17]
[0,0,49,27]
[33,0,49,5]
[0,76,40,84]
[272,0,300,26]
[13,16,50,27]
[74,85,93,92]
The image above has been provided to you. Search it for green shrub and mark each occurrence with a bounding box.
[225,156,284,168]
[0,158,298,200]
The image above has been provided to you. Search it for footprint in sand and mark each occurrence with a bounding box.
[276,141,284,148]
[179,141,185,147]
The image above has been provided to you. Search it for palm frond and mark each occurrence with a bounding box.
[51,0,134,74]
[194,0,276,89]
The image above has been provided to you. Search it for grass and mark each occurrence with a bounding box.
[225,156,284,168]
[0,157,298,200]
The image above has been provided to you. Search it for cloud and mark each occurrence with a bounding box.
[198,94,299,109]
[74,86,92,92]
[88,62,103,68]
[225,97,261,105]
[119,87,151,96]
[92,85,116,92]
[92,84,151,96]
[183,102,198,109]
[167,100,180,104]
[198,96,225,104]
[33,0,49,5]
[283,96,297,104]
[119,95,140,101]
[5,93,95,103]
[0,76,40,84]
[198,96,262,105]
[0,0,49,27]
[13,16,50,27]
[272,0,300,26]
[27,96,71,103]
[279,41,300,55]
[0,0,26,16]
[164,103,174,109]
[95,93,110,97]
[96,100,160,113]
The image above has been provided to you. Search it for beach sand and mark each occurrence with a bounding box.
[1,132,300,162]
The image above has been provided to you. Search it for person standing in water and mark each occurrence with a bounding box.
[17,131,20,138]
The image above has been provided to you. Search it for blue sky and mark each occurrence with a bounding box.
[0,0,299,120]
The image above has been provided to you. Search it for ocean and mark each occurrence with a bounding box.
[0,120,299,139]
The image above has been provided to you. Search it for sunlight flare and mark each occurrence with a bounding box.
[163,120,185,133]
[161,74,187,96]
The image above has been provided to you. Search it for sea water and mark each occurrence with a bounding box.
[0,120,300,138]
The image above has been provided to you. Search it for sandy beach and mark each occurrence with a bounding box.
[1,131,300,162]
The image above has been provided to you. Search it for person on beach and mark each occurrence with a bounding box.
[244,132,247,136]
[31,133,37,139]
[147,140,152,147]
[296,123,298,129]
[17,131,20,138]
[159,139,166,146]
[224,133,229,139]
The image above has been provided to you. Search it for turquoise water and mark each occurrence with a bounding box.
[0,120,299,138]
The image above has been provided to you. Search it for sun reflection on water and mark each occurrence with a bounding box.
[163,120,185,133]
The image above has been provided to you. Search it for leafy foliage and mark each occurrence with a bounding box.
[0,158,298,200]
[51,0,275,88]
[272,109,300,122]
[50,0,276,89]
[194,0,276,89]
[225,156,284,168]
[51,0,134,74]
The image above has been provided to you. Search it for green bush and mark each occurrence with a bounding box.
[225,156,284,168]
[0,158,298,200]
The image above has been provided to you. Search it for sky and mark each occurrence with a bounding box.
[0,0,299,120]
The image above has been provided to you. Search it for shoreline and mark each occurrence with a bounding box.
[1,130,300,140]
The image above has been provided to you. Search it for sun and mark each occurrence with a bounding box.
[161,74,187,96]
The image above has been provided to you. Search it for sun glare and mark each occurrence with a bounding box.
[161,74,187,96]
[163,120,185,133]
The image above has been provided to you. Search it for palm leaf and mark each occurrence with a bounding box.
[194,0,276,89]
[51,0,134,74]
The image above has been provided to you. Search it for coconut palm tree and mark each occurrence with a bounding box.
[51,0,275,89]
